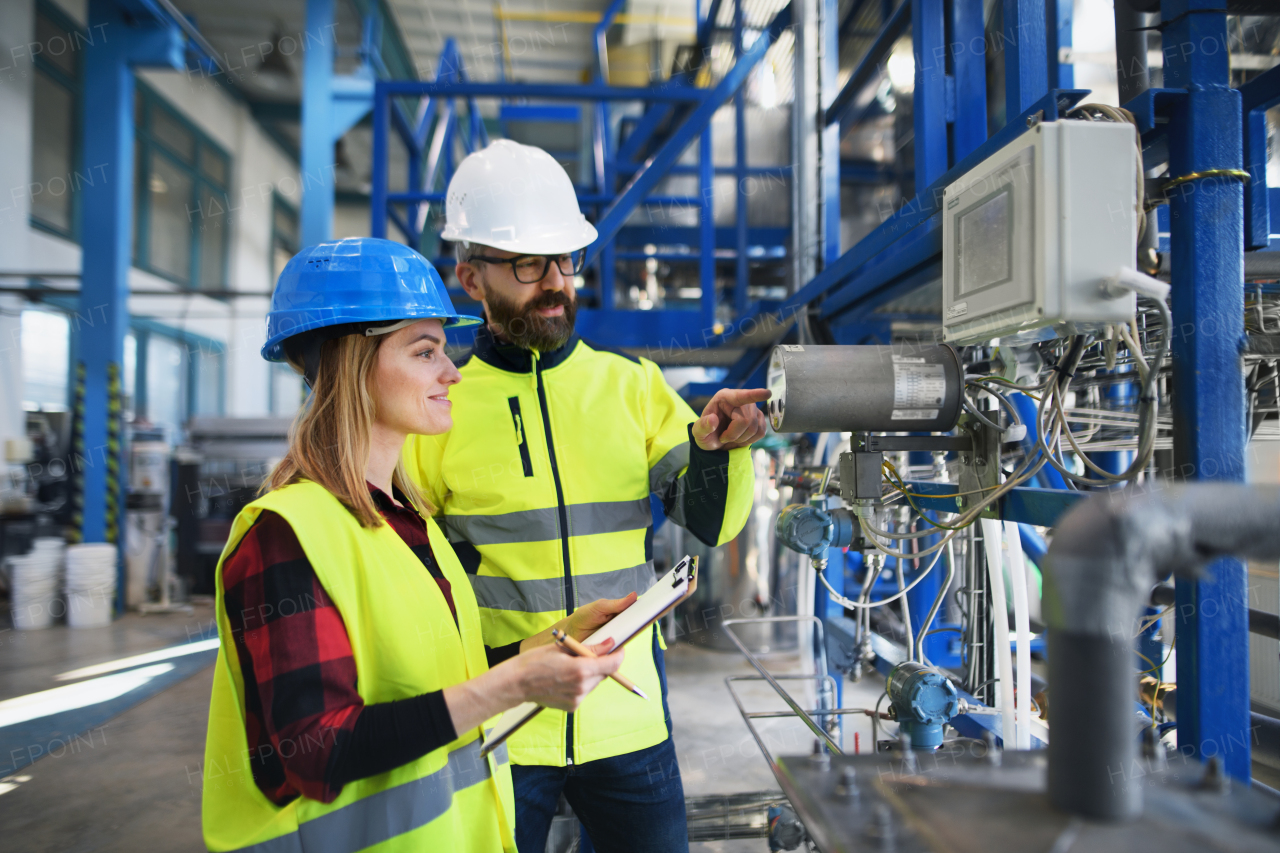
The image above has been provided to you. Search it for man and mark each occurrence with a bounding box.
[403,139,769,853]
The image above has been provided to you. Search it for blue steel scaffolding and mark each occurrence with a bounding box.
[64,0,1278,787]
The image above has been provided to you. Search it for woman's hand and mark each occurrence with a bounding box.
[564,593,637,642]
[507,640,624,712]
[444,639,624,733]
[518,593,637,652]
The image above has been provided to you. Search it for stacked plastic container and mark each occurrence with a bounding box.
[6,537,65,630]
[65,543,117,628]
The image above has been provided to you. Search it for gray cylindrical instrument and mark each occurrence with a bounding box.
[766,344,963,433]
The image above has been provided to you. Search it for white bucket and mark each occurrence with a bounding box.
[64,543,117,628]
[6,543,64,630]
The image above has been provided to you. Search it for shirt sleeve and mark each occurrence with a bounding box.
[222,510,457,805]
[641,358,756,547]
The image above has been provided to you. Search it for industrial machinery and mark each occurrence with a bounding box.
[755,486,1280,851]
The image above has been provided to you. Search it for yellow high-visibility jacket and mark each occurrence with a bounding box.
[403,328,755,767]
[202,481,515,853]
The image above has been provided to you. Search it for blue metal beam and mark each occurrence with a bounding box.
[821,0,841,265]
[1162,0,1250,781]
[950,0,988,160]
[1239,65,1280,251]
[733,0,749,316]
[697,0,726,49]
[913,0,947,187]
[824,0,910,127]
[1001,0,1049,119]
[301,0,335,247]
[616,102,675,164]
[377,80,707,102]
[587,3,794,265]
[79,0,185,608]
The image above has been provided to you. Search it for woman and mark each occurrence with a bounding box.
[203,238,633,853]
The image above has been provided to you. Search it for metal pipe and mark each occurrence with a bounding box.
[723,617,843,754]
[1044,485,1280,821]
[914,538,957,664]
[1111,0,1153,106]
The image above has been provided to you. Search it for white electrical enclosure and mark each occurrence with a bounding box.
[941,120,1138,345]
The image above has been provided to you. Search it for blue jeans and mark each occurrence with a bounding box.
[512,635,687,853]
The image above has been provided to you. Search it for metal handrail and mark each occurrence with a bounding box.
[723,616,842,755]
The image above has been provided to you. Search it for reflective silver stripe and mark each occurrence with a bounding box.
[442,507,559,546]
[567,499,652,539]
[470,562,657,613]
[575,561,657,603]
[442,498,652,547]
[226,739,506,853]
[649,442,690,494]
[468,574,565,613]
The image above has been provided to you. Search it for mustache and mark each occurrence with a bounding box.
[526,290,573,311]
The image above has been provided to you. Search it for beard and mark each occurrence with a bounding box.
[482,282,577,352]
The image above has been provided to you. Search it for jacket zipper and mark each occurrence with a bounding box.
[506,397,534,477]
[533,352,576,764]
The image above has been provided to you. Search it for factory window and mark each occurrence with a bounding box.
[129,325,224,441]
[145,333,189,436]
[271,193,299,283]
[29,2,82,239]
[270,364,305,417]
[133,85,232,291]
[20,308,70,411]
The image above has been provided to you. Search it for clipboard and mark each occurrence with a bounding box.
[479,555,696,758]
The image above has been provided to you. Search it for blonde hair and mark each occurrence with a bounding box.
[264,332,430,527]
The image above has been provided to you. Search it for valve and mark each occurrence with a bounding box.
[775,503,856,558]
[886,661,961,750]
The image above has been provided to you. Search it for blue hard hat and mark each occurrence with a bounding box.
[262,237,482,362]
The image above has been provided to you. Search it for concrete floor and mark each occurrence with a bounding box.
[0,607,217,853]
[0,610,888,852]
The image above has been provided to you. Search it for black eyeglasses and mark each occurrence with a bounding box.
[466,250,586,284]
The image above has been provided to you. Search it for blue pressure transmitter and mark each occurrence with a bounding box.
[887,661,961,749]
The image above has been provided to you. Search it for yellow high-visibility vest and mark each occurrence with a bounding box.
[404,332,755,766]
[202,481,515,853]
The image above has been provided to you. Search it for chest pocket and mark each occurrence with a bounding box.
[507,396,534,477]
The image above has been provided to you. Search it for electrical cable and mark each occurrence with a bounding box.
[815,546,945,609]
[1034,300,1170,487]
[871,689,889,753]
[897,552,914,659]
[914,538,958,665]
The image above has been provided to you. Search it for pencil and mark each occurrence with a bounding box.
[550,628,649,700]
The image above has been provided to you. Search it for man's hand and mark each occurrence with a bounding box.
[564,593,637,642]
[692,388,771,451]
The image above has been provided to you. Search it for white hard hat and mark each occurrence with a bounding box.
[442,139,598,255]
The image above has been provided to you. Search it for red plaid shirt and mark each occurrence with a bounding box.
[221,484,496,805]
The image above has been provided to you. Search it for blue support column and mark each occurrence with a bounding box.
[950,0,988,161]
[371,84,389,239]
[78,0,184,606]
[1001,0,1048,120]
[700,128,717,327]
[821,0,841,264]
[302,0,335,247]
[1240,68,1280,251]
[734,0,749,316]
[1162,0,1250,781]
[912,0,948,186]
[1092,365,1136,476]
